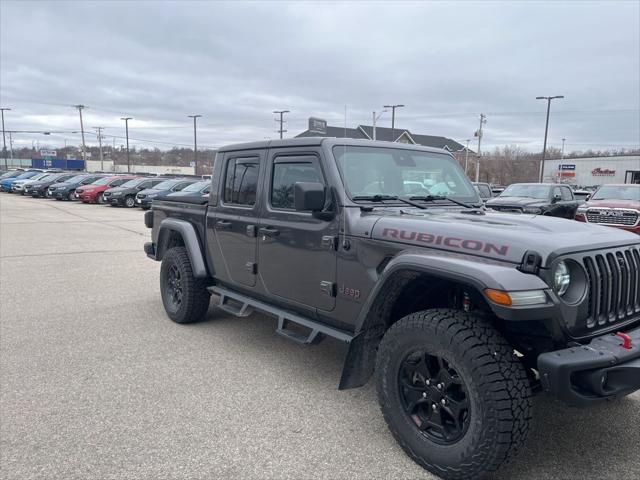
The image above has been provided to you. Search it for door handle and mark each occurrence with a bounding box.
[258,226,280,237]
[215,220,232,230]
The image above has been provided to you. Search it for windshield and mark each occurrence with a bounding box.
[591,185,640,202]
[332,146,478,202]
[182,181,208,192]
[28,173,49,181]
[499,184,551,199]
[152,180,181,190]
[65,175,87,183]
[120,178,144,188]
[91,176,114,186]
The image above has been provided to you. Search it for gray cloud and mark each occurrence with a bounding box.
[1,0,639,153]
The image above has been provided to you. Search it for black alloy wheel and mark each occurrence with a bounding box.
[398,350,470,445]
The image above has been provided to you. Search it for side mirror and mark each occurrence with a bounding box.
[294,182,325,211]
[586,194,591,201]
[552,193,562,203]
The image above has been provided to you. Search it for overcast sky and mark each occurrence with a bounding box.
[1,0,639,154]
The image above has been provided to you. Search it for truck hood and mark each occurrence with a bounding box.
[367,208,639,266]
[485,196,548,208]
[583,199,640,210]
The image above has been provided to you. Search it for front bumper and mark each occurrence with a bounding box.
[538,325,640,406]
[108,196,125,205]
[136,197,153,208]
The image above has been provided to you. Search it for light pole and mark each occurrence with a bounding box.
[536,95,564,182]
[73,105,87,164]
[474,114,487,182]
[1,107,11,170]
[383,104,404,142]
[273,110,289,139]
[558,137,566,184]
[464,139,471,175]
[120,117,132,172]
[372,110,387,140]
[188,114,202,174]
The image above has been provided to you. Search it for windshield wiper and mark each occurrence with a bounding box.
[408,195,476,209]
[352,194,426,209]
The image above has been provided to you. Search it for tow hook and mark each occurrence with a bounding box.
[616,332,633,350]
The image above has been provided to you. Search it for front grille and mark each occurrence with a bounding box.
[583,246,640,329]
[586,209,639,226]
[137,194,146,199]
[490,206,523,213]
[104,192,111,197]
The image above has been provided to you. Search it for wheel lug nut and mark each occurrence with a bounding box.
[432,404,437,411]
[441,399,446,406]
[437,383,443,390]
[425,379,431,386]
[422,392,427,398]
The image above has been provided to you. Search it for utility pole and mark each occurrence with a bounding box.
[464,139,471,175]
[73,105,87,165]
[188,114,202,174]
[474,114,487,182]
[372,110,387,141]
[120,117,132,173]
[1,107,10,171]
[383,104,404,142]
[273,110,289,139]
[94,127,105,171]
[536,95,564,182]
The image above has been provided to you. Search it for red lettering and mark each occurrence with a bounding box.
[484,243,509,256]
[383,228,399,238]
[444,237,462,248]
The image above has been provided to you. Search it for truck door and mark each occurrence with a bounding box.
[210,151,264,287]
[257,151,338,312]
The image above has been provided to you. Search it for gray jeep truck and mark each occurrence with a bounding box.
[144,138,640,480]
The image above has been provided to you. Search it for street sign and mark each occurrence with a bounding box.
[559,164,575,170]
[40,149,56,157]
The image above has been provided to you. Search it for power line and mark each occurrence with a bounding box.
[273,110,289,139]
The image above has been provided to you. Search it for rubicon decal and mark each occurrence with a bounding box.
[382,228,509,256]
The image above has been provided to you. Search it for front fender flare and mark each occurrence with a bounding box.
[338,252,551,390]
[157,218,208,278]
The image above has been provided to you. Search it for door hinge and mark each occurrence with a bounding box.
[320,281,336,297]
[245,262,257,274]
[321,235,338,251]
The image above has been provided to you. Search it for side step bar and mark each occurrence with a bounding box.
[209,286,353,345]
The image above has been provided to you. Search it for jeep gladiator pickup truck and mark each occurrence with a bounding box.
[144,138,640,480]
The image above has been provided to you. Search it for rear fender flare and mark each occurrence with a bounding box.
[156,218,208,278]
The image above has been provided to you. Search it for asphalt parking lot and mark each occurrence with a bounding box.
[1,193,639,480]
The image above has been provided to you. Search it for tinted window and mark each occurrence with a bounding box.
[561,187,573,201]
[271,160,323,210]
[224,157,259,206]
[111,178,128,187]
[501,184,551,199]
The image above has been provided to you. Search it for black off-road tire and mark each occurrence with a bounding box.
[376,309,532,480]
[160,247,210,324]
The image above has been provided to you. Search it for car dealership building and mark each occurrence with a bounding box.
[543,155,640,186]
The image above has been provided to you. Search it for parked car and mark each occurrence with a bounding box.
[47,173,106,200]
[485,182,581,218]
[11,172,51,194]
[163,180,211,199]
[75,175,137,204]
[1,170,42,192]
[103,177,166,207]
[25,173,77,197]
[575,184,640,234]
[471,182,493,202]
[143,138,640,480]
[135,178,198,209]
[0,170,24,180]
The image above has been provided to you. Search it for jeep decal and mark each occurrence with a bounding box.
[382,228,509,256]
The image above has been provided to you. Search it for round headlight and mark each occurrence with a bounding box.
[553,261,571,296]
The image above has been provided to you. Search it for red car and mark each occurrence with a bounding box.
[76,175,137,204]
[575,184,640,234]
